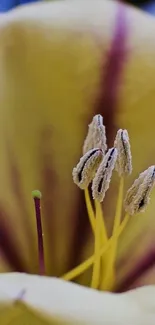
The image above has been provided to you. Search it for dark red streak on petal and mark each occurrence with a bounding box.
[6,140,35,260]
[116,250,155,292]
[40,127,57,275]
[0,205,28,272]
[68,3,130,273]
[94,3,129,145]
[67,189,90,271]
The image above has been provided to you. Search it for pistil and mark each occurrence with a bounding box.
[32,190,45,275]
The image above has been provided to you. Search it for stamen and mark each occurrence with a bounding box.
[124,169,148,209]
[92,147,118,202]
[113,177,124,233]
[95,200,108,243]
[61,213,130,281]
[85,190,108,288]
[72,148,103,189]
[101,177,124,290]
[83,114,107,155]
[84,188,95,233]
[91,201,108,290]
[114,129,132,176]
[70,118,155,292]
[124,166,155,215]
[91,201,102,289]
[32,190,45,275]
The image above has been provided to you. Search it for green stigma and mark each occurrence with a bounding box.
[32,190,42,199]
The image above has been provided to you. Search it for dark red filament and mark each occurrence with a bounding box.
[33,197,45,275]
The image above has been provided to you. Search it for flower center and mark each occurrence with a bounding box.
[61,177,129,291]
[31,114,155,292]
[32,179,129,291]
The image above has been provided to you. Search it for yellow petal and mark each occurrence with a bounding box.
[0,0,118,275]
[116,6,155,280]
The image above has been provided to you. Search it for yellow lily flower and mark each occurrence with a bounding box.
[0,0,155,323]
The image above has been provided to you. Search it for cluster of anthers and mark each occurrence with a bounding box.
[32,114,155,292]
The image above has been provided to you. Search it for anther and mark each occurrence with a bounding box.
[124,166,155,215]
[114,129,132,176]
[83,114,107,155]
[92,147,118,202]
[73,148,103,189]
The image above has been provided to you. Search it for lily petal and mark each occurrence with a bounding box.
[0,273,155,324]
[0,0,123,275]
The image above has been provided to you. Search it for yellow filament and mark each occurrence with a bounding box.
[102,177,124,290]
[113,177,124,232]
[91,201,101,289]
[61,213,129,281]
[95,200,107,244]
[85,190,108,288]
[95,200,109,290]
[84,188,95,233]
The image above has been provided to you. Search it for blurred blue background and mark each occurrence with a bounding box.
[141,1,155,13]
[0,1,155,16]
[127,0,155,14]
[0,0,40,12]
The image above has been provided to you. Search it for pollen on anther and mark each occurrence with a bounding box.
[124,165,155,215]
[114,129,132,176]
[92,147,118,202]
[73,148,103,190]
[83,114,107,155]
